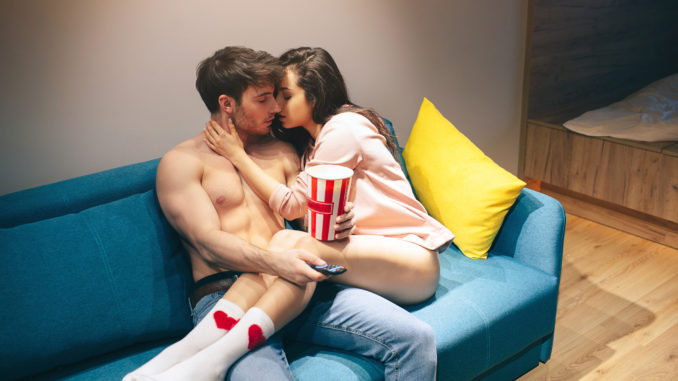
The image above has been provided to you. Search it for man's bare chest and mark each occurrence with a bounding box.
[201,156,283,212]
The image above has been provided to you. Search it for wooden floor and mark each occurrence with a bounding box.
[519,214,678,380]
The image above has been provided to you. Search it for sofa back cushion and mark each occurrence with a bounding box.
[0,190,192,379]
[0,159,160,228]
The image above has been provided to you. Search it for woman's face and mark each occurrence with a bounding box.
[277,68,315,130]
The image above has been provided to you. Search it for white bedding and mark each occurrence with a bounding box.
[563,73,678,142]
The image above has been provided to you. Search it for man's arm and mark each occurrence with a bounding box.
[155,149,325,285]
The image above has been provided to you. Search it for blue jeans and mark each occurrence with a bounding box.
[191,283,436,381]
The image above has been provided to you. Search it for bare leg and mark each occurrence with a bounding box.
[250,274,316,328]
[269,230,440,305]
[220,272,273,310]
[144,260,316,380]
[123,273,270,380]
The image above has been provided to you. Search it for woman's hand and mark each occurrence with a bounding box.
[203,117,245,160]
[334,202,356,240]
[203,115,283,204]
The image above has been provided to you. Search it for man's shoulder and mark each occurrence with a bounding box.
[162,135,207,163]
[157,136,207,180]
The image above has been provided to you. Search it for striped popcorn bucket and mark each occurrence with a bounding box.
[306,165,353,241]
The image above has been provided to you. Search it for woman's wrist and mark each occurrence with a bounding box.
[230,149,250,168]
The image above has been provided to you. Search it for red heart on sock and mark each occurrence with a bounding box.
[248,324,266,350]
[213,311,239,330]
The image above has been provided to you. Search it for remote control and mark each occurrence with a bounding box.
[308,263,347,276]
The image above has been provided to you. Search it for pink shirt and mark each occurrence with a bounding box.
[269,112,454,251]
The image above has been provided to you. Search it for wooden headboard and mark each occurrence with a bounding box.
[526,0,678,125]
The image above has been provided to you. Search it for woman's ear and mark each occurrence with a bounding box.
[218,95,234,116]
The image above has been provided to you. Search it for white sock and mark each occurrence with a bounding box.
[123,299,244,379]
[152,307,275,381]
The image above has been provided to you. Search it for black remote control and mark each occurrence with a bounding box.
[308,263,347,276]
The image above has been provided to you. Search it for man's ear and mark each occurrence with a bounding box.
[218,95,234,116]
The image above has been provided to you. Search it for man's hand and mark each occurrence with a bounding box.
[334,202,355,240]
[269,249,330,286]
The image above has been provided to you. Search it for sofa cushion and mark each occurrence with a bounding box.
[403,98,525,259]
[0,190,192,380]
[0,159,160,228]
[31,340,171,380]
[409,245,559,380]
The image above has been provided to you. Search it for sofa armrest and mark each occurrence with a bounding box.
[490,188,566,279]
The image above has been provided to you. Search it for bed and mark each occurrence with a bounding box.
[563,73,678,143]
[519,0,678,248]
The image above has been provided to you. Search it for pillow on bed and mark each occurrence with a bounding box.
[403,98,525,259]
[563,73,678,142]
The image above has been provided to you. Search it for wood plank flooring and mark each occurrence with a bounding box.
[519,214,678,380]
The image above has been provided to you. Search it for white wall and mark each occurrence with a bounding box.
[0,0,527,195]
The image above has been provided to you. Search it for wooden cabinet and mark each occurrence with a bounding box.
[523,121,678,224]
[519,0,678,248]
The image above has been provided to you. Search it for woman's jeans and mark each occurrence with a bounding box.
[191,283,436,381]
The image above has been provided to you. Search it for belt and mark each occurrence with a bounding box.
[189,271,241,309]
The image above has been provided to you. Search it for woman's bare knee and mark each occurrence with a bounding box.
[410,250,440,298]
[381,248,440,304]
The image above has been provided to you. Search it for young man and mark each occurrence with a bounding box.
[147,46,436,380]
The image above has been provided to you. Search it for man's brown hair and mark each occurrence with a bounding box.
[196,46,283,113]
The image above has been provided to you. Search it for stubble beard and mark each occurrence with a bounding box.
[232,107,269,140]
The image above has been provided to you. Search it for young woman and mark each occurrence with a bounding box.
[208,47,453,301]
[126,47,453,381]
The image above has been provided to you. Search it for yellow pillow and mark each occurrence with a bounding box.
[403,98,525,259]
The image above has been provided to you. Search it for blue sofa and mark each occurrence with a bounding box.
[0,149,565,380]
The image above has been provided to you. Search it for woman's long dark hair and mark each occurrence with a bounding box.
[271,47,397,163]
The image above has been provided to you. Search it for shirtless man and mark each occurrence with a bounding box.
[157,48,327,288]
[148,46,436,380]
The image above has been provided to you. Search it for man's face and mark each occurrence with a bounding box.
[231,85,280,137]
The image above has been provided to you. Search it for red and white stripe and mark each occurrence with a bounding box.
[308,176,350,241]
